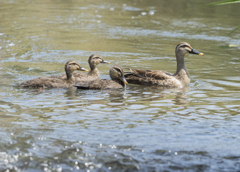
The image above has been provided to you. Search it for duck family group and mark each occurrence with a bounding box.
[18,42,203,90]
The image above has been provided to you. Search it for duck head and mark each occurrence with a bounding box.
[109,65,128,87]
[88,54,110,70]
[175,42,204,56]
[65,60,88,79]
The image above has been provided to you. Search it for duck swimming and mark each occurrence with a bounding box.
[74,65,128,90]
[18,60,88,88]
[124,42,203,87]
[49,54,110,82]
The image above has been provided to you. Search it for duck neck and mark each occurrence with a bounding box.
[114,79,125,88]
[175,52,190,78]
[66,70,75,82]
[88,63,100,76]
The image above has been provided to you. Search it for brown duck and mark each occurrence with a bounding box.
[18,60,88,88]
[74,65,128,90]
[124,42,204,87]
[49,54,110,82]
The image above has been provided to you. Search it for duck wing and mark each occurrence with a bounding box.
[74,80,123,90]
[124,69,173,85]
[48,73,85,79]
[48,73,99,82]
[18,77,69,88]
[73,73,99,82]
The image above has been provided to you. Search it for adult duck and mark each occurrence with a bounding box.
[124,42,203,87]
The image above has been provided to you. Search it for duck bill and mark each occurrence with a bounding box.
[189,49,204,55]
[78,66,89,72]
[101,59,111,64]
[120,76,128,85]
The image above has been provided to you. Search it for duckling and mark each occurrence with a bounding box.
[18,60,88,88]
[74,65,128,89]
[124,42,204,87]
[49,54,110,82]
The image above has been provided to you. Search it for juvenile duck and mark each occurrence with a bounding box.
[124,42,203,87]
[18,60,88,88]
[74,65,128,90]
[50,54,110,82]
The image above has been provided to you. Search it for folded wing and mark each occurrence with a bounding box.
[125,69,174,86]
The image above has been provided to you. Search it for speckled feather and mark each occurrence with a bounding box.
[75,80,124,90]
[125,68,188,87]
[18,77,75,88]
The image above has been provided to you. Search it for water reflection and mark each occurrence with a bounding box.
[126,84,190,107]
[64,87,78,99]
[108,89,127,103]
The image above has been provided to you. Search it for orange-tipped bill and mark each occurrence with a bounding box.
[190,48,204,55]
[120,76,128,85]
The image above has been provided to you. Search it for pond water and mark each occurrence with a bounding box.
[1,0,240,171]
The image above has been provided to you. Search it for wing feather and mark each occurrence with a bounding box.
[74,80,123,89]
[18,77,70,88]
[126,69,173,81]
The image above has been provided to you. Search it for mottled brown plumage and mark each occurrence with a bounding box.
[18,60,88,88]
[74,65,128,90]
[124,42,204,87]
[49,54,110,82]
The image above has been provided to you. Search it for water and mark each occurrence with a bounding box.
[1,0,240,171]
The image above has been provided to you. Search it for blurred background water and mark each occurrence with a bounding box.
[1,0,240,171]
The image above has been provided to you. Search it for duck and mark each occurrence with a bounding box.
[18,60,88,88]
[74,65,128,90]
[124,42,204,88]
[49,54,110,82]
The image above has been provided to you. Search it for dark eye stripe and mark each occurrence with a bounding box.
[115,68,123,75]
[176,44,191,51]
[176,44,184,51]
